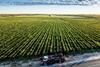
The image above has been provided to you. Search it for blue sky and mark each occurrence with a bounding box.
[0,0,100,5]
[0,0,100,14]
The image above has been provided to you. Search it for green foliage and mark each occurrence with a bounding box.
[0,16,100,60]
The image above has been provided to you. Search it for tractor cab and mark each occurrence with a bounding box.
[39,53,66,65]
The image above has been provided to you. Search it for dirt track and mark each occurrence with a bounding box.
[73,60,100,67]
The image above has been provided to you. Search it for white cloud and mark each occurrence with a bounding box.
[0,5,100,14]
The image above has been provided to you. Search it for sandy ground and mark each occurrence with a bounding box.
[0,60,100,67]
[73,60,100,67]
[1,52,100,67]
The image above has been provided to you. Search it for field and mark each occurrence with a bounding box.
[0,15,100,61]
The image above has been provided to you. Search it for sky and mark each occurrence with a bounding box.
[0,0,100,14]
[0,5,100,14]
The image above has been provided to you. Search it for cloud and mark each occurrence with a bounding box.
[0,5,100,14]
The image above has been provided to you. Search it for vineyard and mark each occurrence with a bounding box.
[0,15,100,61]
